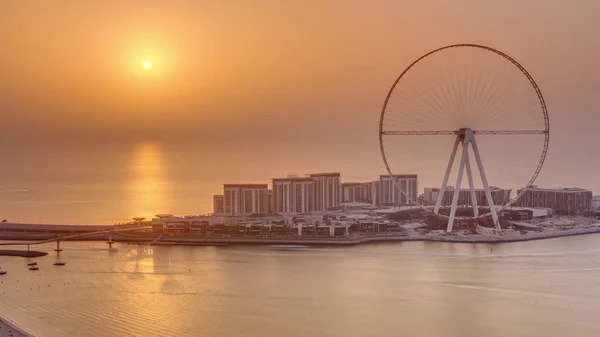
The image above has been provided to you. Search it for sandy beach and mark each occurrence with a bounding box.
[0,317,32,337]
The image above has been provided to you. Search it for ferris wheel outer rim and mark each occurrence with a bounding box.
[378,43,550,221]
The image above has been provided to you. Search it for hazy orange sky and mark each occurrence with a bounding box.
[1,1,599,192]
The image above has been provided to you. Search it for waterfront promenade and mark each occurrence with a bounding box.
[1,224,600,247]
[135,226,600,245]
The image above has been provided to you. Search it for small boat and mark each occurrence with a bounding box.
[27,262,38,266]
[0,270,7,276]
[29,267,39,271]
[54,261,66,266]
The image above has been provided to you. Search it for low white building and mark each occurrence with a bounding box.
[499,207,550,220]
[423,186,511,206]
[514,186,593,215]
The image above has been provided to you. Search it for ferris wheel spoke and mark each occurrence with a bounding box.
[474,130,547,135]
[381,130,457,136]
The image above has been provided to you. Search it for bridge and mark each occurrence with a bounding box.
[0,226,154,251]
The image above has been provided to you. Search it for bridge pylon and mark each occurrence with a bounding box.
[106,233,115,249]
[54,239,63,253]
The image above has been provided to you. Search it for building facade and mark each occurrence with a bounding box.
[423,186,511,206]
[213,195,224,214]
[267,189,273,214]
[592,196,600,211]
[309,173,341,211]
[379,175,418,206]
[341,182,364,203]
[223,184,269,215]
[514,187,593,215]
[341,182,381,205]
[272,177,315,213]
[423,187,444,205]
[368,181,381,206]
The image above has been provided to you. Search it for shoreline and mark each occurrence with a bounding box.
[2,226,600,247]
[0,315,34,337]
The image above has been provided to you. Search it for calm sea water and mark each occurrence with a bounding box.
[0,142,240,225]
[1,236,600,337]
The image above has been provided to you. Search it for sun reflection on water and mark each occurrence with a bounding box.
[128,142,172,219]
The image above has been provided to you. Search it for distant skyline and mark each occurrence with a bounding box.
[0,1,599,223]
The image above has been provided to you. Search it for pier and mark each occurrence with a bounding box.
[0,226,154,251]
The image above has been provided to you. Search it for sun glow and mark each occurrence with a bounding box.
[142,60,153,70]
[128,143,171,219]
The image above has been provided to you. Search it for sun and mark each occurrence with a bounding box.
[142,60,153,70]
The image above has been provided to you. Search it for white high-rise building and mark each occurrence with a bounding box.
[213,195,225,214]
[341,182,363,203]
[593,195,600,212]
[309,173,341,211]
[379,174,418,206]
[272,177,315,213]
[223,184,269,215]
[368,181,381,206]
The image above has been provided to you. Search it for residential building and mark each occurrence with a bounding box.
[423,186,511,206]
[309,173,341,211]
[423,187,445,205]
[342,182,381,205]
[592,195,600,212]
[272,177,315,213]
[213,195,224,214]
[267,189,273,214]
[368,181,381,206]
[379,174,418,206]
[514,187,593,215]
[223,184,269,215]
[342,182,364,203]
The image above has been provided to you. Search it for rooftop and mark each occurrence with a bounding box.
[223,184,269,188]
[308,173,341,177]
[425,186,509,191]
[379,174,418,178]
[519,186,592,193]
[272,177,314,182]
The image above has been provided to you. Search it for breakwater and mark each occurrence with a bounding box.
[0,250,47,257]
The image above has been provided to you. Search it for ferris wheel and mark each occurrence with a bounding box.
[379,44,549,232]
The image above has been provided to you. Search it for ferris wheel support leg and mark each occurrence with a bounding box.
[447,139,470,233]
[469,132,501,232]
[465,151,479,217]
[434,135,461,214]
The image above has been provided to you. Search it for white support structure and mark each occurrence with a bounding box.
[434,136,461,214]
[470,132,501,231]
[464,151,479,217]
[437,128,501,233]
[447,138,470,232]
